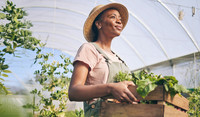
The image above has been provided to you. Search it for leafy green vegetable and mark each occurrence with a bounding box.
[114,70,188,99]
[114,71,133,82]
[187,87,200,117]
[136,79,157,98]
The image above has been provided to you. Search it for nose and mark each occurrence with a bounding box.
[116,18,122,24]
[116,18,122,23]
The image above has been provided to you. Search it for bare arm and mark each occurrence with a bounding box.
[68,61,138,103]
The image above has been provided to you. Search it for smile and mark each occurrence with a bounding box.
[115,26,122,30]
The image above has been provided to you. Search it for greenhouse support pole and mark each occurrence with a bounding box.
[172,63,175,76]
[194,53,196,88]
[33,94,35,115]
[169,60,175,76]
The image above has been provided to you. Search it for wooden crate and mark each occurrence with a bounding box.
[100,85,189,117]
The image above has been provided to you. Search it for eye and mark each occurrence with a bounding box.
[110,15,116,19]
[118,16,122,20]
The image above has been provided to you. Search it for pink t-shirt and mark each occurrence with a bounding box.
[73,43,109,85]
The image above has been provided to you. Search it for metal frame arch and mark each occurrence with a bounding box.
[128,10,170,59]
[120,35,146,66]
[109,0,169,59]
[157,0,200,51]
[22,6,88,16]
[108,0,170,67]
[31,20,82,30]
[32,31,78,57]
[32,30,85,44]
[61,50,76,58]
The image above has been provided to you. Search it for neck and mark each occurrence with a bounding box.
[95,35,113,52]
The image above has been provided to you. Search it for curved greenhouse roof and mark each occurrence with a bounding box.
[1,0,200,71]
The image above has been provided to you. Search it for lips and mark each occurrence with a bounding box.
[115,25,122,30]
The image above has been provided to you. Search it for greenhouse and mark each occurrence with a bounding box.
[0,0,200,117]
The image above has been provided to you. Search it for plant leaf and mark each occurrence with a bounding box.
[3,70,12,73]
[137,79,157,98]
[0,25,4,32]
[0,78,5,81]
[0,13,6,19]
[2,74,8,77]
[164,83,169,92]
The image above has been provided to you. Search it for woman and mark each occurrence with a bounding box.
[68,3,138,117]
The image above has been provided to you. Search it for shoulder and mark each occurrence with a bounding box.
[76,42,99,56]
[79,43,95,50]
[74,43,100,69]
[78,43,97,54]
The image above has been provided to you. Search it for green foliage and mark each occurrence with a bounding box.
[136,78,157,98]
[114,71,133,82]
[0,95,32,117]
[0,0,41,52]
[74,109,84,117]
[65,109,84,117]
[23,52,73,117]
[0,0,42,94]
[187,87,200,117]
[114,70,188,99]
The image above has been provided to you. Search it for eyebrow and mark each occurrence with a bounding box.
[108,13,121,18]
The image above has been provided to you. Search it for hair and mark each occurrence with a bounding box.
[91,11,103,42]
[91,8,118,42]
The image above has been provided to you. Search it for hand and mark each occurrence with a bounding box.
[108,81,138,104]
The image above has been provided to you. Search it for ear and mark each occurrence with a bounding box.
[95,20,102,30]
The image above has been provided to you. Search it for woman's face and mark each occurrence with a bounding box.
[97,9,123,38]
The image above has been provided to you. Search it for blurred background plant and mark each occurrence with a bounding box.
[0,0,41,94]
[23,52,84,117]
[0,0,43,117]
[0,1,84,117]
[23,52,72,117]
[187,87,200,117]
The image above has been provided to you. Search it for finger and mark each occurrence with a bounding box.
[116,97,124,102]
[123,95,133,104]
[120,97,125,102]
[125,89,138,102]
[124,81,135,86]
[132,102,138,104]
[114,95,123,102]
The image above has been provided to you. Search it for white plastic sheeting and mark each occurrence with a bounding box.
[1,0,200,70]
[148,52,200,88]
[1,0,200,112]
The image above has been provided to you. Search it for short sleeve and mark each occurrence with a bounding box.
[73,43,99,70]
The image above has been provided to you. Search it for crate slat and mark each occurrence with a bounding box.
[100,102,164,117]
[100,102,188,117]
[143,85,164,100]
[164,105,188,117]
[100,85,189,117]
[128,85,189,110]
[164,92,189,111]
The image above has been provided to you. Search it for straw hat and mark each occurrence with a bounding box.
[83,3,129,42]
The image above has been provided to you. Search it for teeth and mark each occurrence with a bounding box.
[116,26,122,30]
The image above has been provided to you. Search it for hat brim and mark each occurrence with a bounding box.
[83,3,129,42]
